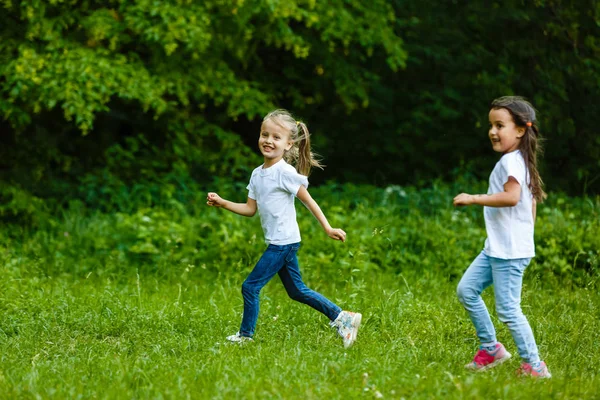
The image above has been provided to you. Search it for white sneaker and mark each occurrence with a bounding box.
[226,332,254,343]
[333,311,362,348]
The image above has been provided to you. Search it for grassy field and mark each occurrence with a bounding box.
[0,268,598,399]
[1,184,598,398]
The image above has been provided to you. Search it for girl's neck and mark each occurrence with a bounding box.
[503,148,520,155]
[263,156,283,169]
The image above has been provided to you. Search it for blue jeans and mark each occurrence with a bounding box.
[456,251,540,363]
[239,243,342,337]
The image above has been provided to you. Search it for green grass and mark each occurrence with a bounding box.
[0,183,598,398]
[0,267,598,399]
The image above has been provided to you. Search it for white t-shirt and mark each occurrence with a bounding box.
[247,159,309,245]
[483,150,535,259]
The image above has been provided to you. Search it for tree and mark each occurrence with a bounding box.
[316,0,600,194]
[0,0,407,210]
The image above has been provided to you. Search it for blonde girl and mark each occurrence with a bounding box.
[207,109,361,347]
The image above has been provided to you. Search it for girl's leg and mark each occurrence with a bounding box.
[491,257,540,364]
[456,251,496,346]
[239,244,286,337]
[278,243,342,321]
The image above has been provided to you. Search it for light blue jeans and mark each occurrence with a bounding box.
[456,251,540,363]
[239,243,342,337]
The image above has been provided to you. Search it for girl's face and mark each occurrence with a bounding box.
[258,118,293,167]
[488,108,525,154]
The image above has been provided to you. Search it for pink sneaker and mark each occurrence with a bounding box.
[465,343,512,371]
[518,361,552,378]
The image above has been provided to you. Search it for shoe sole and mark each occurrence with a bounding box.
[227,338,254,343]
[520,371,552,378]
[465,351,512,372]
[226,335,254,343]
[518,364,552,378]
[344,313,362,348]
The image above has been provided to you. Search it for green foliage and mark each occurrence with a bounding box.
[311,0,600,194]
[2,0,600,208]
[0,0,405,208]
[0,184,49,228]
[3,182,598,287]
[535,194,600,285]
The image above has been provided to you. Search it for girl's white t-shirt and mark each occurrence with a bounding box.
[483,150,535,259]
[247,159,308,245]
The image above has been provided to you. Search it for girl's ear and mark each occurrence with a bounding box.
[285,139,293,151]
[517,127,526,138]
[285,131,294,151]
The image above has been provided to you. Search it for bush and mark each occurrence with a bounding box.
[2,182,598,287]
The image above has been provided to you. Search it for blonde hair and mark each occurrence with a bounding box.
[491,96,547,202]
[262,109,324,176]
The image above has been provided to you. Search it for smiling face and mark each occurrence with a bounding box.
[488,108,525,154]
[258,118,293,167]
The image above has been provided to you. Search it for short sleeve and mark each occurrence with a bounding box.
[246,175,256,200]
[280,168,309,196]
[502,153,527,187]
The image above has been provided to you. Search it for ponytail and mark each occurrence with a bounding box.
[295,122,324,176]
[519,123,547,202]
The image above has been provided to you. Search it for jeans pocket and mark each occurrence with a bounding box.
[284,244,300,262]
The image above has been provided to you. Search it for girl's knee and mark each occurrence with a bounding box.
[457,282,482,306]
[496,305,523,323]
[456,282,471,304]
[242,281,259,297]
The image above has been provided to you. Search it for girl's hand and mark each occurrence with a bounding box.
[207,192,224,207]
[327,228,347,242]
[453,193,475,206]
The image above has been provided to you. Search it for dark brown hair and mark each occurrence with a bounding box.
[491,96,547,202]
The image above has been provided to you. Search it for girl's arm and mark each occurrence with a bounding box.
[532,198,537,223]
[453,177,521,207]
[207,192,257,217]
[296,186,346,242]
